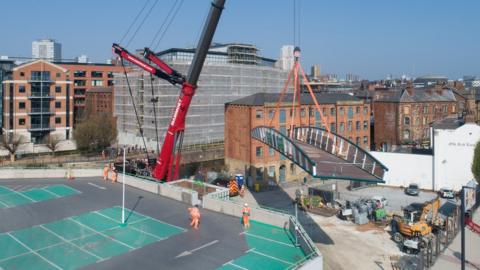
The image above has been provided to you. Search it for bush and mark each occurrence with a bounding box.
[472,140,480,185]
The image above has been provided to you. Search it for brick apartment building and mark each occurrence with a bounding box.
[2,60,73,143]
[374,87,458,151]
[85,87,114,116]
[225,92,371,185]
[57,62,123,123]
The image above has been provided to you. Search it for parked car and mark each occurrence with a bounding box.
[371,195,388,207]
[438,188,455,199]
[210,178,230,188]
[405,184,420,196]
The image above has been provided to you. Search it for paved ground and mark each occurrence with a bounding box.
[0,177,308,270]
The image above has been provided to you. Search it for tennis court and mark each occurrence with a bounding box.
[218,221,309,270]
[0,185,80,209]
[0,206,185,270]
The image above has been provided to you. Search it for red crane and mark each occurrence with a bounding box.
[113,0,226,181]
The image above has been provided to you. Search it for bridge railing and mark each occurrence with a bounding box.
[293,126,387,180]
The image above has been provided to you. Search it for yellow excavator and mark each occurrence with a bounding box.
[392,197,443,252]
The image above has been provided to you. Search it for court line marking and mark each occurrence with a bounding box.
[88,182,107,190]
[6,232,62,270]
[224,261,248,270]
[0,198,9,207]
[250,249,294,266]
[39,225,104,261]
[243,232,296,247]
[94,211,165,241]
[68,217,136,250]
[48,184,82,195]
[40,188,61,198]
[112,206,187,232]
[3,189,37,203]
[0,225,98,263]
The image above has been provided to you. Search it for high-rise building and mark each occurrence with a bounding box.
[275,45,294,71]
[311,65,321,80]
[114,43,288,150]
[32,39,62,61]
[2,60,73,143]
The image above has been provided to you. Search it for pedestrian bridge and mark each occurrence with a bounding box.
[251,126,388,183]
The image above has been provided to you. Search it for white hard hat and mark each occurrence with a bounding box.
[244,203,248,207]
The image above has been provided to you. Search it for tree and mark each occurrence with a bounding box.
[0,133,26,162]
[472,140,480,185]
[43,134,63,156]
[73,113,117,153]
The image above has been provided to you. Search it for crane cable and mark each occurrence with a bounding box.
[120,59,150,161]
[119,0,152,45]
[126,0,160,48]
[150,0,185,51]
[148,72,160,154]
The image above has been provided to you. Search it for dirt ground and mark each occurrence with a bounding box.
[310,214,402,270]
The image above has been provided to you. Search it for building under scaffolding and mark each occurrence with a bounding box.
[114,43,288,151]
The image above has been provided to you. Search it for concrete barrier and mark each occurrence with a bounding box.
[0,168,101,179]
[159,183,199,205]
[119,174,159,194]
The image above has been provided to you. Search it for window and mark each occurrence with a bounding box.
[452,105,456,113]
[19,85,25,93]
[55,86,61,93]
[348,107,353,119]
[279,109,286,123]
[403,129,410,139]
[404,116,410,125]
[19,102,25,109]
[55,117,61,124]
[268,166,275,177]
[256,167,263,181]
[339,107,344,116]
[269,147,275,156]
[55,102,61,109]
[91,71,103,78]
[31,71,50,80]
[356,137,360,144]
[309,108,314,117]
[330,123,336,132]
[416,117,420,125]
[423,106,428,114]
[363,136,368,144]
[347,121,352,131]
[56,72,61,78]
[330,107,336,116]
[18,118,25,125]
[74,70,86,77]
[20,72,24,77]
[403,106,410,114]
[363,106,368,115]
[433,106,438,113]
[423,117,427,125]
[108,80,114,86]
[356,121,360,130]
[91,80,103,86]
[290,163,296,174]
[74,80,86,86]
[363,121,368,130]
[268,109,275,119]
[340,122,345,132]
[256,146,263,157]
[255,110,263,119]
[300,108,306,118]
[356,107,360,114]
[443,105,448,113]
[107,72,114,78]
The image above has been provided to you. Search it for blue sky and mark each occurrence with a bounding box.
[1,0,479,79]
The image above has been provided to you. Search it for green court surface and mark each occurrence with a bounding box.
[0,206,186,270]
[0,185,80,209]
[218,221,309,270]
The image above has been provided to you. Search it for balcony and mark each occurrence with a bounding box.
[27,76,53,83]
[28,92,53,99]
[28,124,55,132]
[28,108,54,115]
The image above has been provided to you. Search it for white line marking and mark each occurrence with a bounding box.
[228,262,248,270]
[112,206,187,231]
[7,232,62,270]
[243,232,295,247]
[41,188,61,198]
[175,240,219,258]
[39,225,103,261]
[13,190,37,202]
[93,211,165,240]
[245,248,255,253]
[0,199,9,207]
[88,182,107,190]
[250,249,293,265]
[68,218,135,250]
[94,210,148,225]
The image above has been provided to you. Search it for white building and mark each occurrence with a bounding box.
[32,39,62,61]
[371,120,480,191]
[275,45,294,71]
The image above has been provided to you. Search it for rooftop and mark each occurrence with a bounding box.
[227,92,361,106]
[376,87,456,103]
[431,116,465,130]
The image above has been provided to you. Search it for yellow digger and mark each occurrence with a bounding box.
[392,197,443,252]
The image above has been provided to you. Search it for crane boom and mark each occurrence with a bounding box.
[113,0,226,181]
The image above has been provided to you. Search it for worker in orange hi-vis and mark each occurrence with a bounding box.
[188,205,201,229]
[242,203,251,229]
[111,168,118,183]
[103,164,110,181]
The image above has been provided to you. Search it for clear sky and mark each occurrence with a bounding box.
[1,0,479,80]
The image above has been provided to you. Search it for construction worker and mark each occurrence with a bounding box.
[103,164,110,181]
[242,203,251,229]
[188,205,201,229]
[111,168,118,183]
